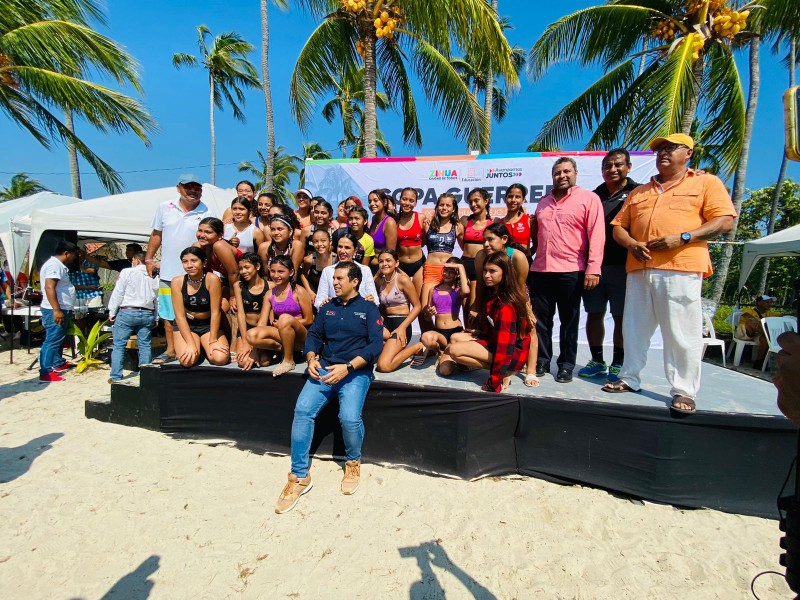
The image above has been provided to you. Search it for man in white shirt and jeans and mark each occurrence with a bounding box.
[144,174,213,363]
[108,250,159,382]
[39,241,79,382]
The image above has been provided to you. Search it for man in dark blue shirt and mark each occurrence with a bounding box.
[276,261,384,514]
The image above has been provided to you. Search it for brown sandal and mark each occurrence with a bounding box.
[601,381,638,393]
[670,395,696,414]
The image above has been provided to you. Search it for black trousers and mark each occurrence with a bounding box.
[529,271,584,372]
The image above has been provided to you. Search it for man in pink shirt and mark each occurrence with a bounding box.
[530,157,605,383]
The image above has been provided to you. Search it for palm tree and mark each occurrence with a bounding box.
[527,0,757,178]
[0,0,155,194]
[350,107,391,158]
[299,142,332,187]
[173,26,261,185]
[320,66,391,157]
[291,0,519,157]
[238,146,301,206]
[0,173,47,201]
[260,0,289,194]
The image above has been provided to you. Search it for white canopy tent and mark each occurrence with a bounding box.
[0,192,82,278]
[738,224,800,290]
[28,184,236,270]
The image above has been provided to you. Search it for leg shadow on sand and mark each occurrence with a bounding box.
[399,541,497,600]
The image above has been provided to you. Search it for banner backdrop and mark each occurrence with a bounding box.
[304,151,658,215]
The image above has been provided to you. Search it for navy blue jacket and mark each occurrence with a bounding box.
[304,294,384,368]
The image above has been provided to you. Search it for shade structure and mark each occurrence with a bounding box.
[28,184,236,271]
[738,224,800,291]
[0,192,82,278]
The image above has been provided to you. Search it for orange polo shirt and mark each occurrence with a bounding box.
[610,170,736,278]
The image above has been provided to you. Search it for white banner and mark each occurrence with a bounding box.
[304,152,658,215]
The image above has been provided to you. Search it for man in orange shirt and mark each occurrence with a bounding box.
[602,134,736,414]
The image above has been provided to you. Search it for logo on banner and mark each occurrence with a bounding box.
[485,167,523,179]
[429,169,459,181]
[460,167,481,182]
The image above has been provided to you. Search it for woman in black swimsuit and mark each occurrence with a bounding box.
[234,252,269,370]
[170,247,230,368]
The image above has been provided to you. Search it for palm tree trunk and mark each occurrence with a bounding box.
[481,0,498,154]
[363,26,377,158]
[758,36,796,294]
[681,57,704,134]
[209,73,216,185]
[708,35,760,307]
[261,0,275,193]
[65,109,82,198]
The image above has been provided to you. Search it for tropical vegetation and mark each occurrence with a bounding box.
[173,25,261,185]
[238,146,301,205]
[0,0,155,194]
[0,173,47,201]
[299,142,332,187]
[291,0,520,157]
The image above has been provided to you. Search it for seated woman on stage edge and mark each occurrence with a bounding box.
[438,253,532,392]
[170,246,230,368]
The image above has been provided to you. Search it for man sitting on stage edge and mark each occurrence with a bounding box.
[275,261,384,514]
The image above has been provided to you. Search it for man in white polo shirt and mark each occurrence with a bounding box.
[144,174,213,363]
[39,241,79,382]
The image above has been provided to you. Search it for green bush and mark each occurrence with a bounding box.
[714,304,734,336]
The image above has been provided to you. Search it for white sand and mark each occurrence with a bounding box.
[0,351,792,599]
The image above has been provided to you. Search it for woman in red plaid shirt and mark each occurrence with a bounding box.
[438,253,532,392]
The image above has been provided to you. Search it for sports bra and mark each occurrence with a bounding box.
[464,218,489,245]
[370,215,391,249]
[224,222,256,253]
[432,286,460,319]
[210,247,243,280]
[379,278,409,308]
[239,279,267,314]
[182,274,211,312]
[305,253,325,293]
[398,213,422,248]
[504,215,531,248]
[426,224,457,254]
[270,285,302,318]
[266,239,293,275]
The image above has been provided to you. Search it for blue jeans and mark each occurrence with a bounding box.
[40,308,73,376]
[111,309,155,380]
[290,370,374,477]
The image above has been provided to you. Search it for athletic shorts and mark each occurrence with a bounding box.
[581,264,627,317]
[423,263,445,285]
[158,280,175,321]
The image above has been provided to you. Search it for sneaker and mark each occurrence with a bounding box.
[578,360,608,378]
[606,363,622,383]
[53,361,77,373]
[275,473,313,514]
[341,460,361,495]
[39,372,65,383]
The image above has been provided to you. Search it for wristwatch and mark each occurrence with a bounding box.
[346,362,355,373]
[680,232,692,244]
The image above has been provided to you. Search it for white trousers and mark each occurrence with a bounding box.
[619,269,703,399]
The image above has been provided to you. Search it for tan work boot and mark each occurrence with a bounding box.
[275,472,313,514]
[341,460,361,495]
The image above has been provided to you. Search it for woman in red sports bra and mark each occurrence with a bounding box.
[496,183,533,257]
[459,188,492,310]
[396,187,424,279]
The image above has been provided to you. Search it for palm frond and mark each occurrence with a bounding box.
[377,39,422,147]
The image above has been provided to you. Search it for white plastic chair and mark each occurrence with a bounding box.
[727,310,758,367]
[702,312,726,367]
[760,316,798,372]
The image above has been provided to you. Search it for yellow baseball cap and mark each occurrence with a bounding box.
[649,133,695,150]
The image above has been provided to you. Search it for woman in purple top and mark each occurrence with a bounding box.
[246,255,313,377]
[367,189,397,272]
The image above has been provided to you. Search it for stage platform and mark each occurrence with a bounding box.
[86,344,796,520]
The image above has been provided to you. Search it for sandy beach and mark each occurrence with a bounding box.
[0,350,792,599]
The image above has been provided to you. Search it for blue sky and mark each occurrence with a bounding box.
[1,0,797,198]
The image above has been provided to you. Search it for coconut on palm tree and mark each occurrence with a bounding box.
[0,173,48,201]
[238,147,301,206]
[291,0,519,157]
[173,26,261,185]
[0,0,155,194]
[527,0,758,178]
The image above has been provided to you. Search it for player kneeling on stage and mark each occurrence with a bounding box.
[275,261,384,514]
[437,253,532,393]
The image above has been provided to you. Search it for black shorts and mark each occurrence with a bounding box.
[436,325,464,344]
[176,319,211,336]
[581,264,627,317]
[385,314,413,343]
[399,256,425,278]
[463,257,477,281]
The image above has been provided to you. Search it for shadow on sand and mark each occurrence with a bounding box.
[399,541,497,600]
[0,432,63,483]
